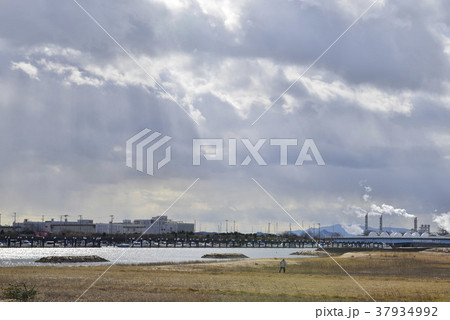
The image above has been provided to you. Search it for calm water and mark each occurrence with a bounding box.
[0,247,315,267]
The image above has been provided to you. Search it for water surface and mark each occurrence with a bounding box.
[0,247,315,267]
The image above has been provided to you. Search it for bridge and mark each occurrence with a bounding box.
[333,236,450,248]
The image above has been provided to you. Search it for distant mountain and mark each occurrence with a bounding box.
[289,224,411,237]
[289,224,353,237]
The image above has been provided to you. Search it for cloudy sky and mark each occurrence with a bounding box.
[1,0,450,233]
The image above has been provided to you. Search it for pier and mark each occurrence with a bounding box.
[1,233,449,248]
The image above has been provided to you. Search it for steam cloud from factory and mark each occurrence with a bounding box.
[344,184,416,221]
[433,212,450,233]
[345,204,415,219]
[344,205,368,218]
[362,185,372,203]
[369,204,415,219]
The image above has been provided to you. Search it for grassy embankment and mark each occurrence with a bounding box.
[0,251,448,301]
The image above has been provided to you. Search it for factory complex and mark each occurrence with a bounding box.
[0,215,194,235]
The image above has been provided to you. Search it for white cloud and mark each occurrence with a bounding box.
[151,0,246,32]
[28,44,82,58]
[37,59,103,87]
[298,76,413,115]
[196,0,246,32]
[11,61,39,80]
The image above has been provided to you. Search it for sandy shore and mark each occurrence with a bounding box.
[0,250,449,302]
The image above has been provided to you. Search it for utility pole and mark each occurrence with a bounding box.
[79,215,82,232]
[268,222,271,234]
[109,215,114,234]
[226,220,228,233]
[12,212,17,232]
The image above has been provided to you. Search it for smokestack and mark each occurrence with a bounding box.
[379,215,383,232]
[414,217,417,232]
[364,213,368,233]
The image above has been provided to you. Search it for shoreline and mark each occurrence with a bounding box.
[0,250,448,302]
[1,247,446,268]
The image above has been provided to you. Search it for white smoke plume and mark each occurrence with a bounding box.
[344,205,367,218]
[433,212,450,232]
[370,204,415,218]
[342,224,364,236]
[362,184,372,202]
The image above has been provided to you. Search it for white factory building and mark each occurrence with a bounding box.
[6,215,194,235]
[95,216,194,235]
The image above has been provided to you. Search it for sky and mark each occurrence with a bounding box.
[1,0,450,233]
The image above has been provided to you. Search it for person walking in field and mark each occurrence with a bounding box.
[279,259,286,273]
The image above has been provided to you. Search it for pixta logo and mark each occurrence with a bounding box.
[126,129,171,176]
[193,138,325,166]
[126,130,325,176]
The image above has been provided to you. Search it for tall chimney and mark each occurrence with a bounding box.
[364,213,368,233]
[414,217,417,232]
[379,215,383,232]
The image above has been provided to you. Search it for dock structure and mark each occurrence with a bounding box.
[0,234,323,249]
[332,235,450,248]
[1,234,450,249]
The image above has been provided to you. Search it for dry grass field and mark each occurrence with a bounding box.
[0,251,449,302]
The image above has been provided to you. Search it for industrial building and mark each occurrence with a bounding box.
[0,225,13,233]
[95,216,195,235]
[45,218,96,234]
[3,215,193,235]
[12,219,45,233]
[362,214,440,238]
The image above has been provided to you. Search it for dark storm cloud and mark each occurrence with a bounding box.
[1,0,450,231]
